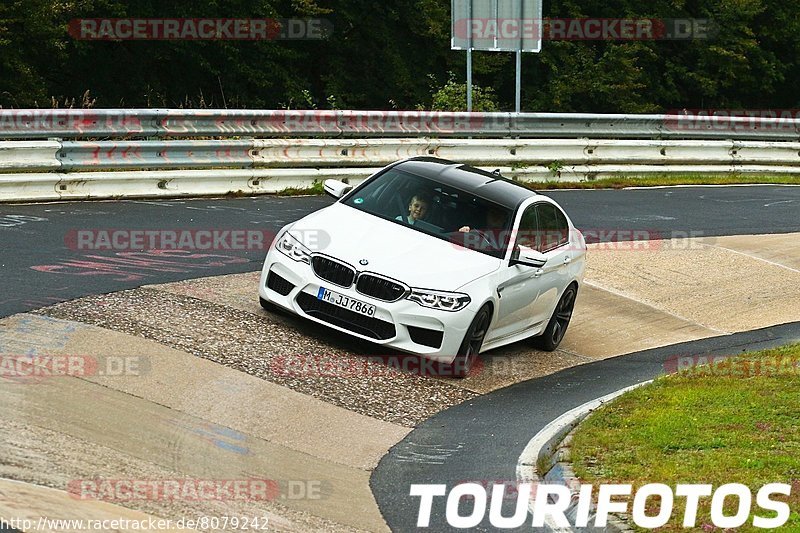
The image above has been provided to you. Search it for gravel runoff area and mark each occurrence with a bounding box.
[35,288,477,428]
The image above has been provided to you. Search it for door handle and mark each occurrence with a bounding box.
[563,256,572,265]
[533,268,544,278]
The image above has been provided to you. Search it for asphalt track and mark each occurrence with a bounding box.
[369,321,800,532]
[1,186,799,531]
[0,196,331,317]
[1,186,799,319]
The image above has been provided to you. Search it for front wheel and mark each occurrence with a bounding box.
[450,305,491,378]
[533,285,577,351]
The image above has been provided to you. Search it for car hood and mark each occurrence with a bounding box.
[289,202,501,291]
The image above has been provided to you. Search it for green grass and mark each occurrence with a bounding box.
[570,343,800,532]
[528,173,800,190]
[275,179,325,196]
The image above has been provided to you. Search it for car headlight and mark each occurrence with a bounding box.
[275,231,311,264]
[407,289,471,312]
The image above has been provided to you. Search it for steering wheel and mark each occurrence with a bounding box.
[470,228,494,248]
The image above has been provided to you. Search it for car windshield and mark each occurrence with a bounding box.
[341,167,513,258]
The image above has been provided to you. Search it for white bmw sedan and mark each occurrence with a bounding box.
[259,157,586,377]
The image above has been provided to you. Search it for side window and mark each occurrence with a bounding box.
[516,205,538,249]
[535,203,569,252]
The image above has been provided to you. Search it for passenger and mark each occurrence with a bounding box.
[396,193,431,226]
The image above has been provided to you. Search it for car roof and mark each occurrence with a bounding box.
[395,157,537,210]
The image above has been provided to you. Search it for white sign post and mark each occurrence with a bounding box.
[452,0,543,113]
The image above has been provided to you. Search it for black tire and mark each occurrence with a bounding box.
[533,284,577,352]
[450,305,492,378]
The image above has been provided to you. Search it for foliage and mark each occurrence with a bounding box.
[547,160,565,174]
[276,179,324,196]
[0,0,798,111]
[427,73,499,112]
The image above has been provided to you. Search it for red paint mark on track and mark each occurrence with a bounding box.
[30,250,249,282]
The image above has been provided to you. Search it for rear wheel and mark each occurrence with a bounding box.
[534,285,577,351]
[450,305,491,378]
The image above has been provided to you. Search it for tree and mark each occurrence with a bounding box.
[0,0,797,111]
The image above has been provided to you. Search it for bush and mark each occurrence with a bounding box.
[428,73,499,112]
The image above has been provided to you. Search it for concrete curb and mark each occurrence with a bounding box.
[516,381,652,532]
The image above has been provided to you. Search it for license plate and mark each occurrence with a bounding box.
[317,287,376,317]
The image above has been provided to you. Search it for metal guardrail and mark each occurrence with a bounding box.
[0,168,377,203]
[1,111,799,202]
[4,163,799,203]
[0,140,61,170]
[57,140,254,170]
[4,138,799,172]
[2,109,800,140]
[0,136,798,202]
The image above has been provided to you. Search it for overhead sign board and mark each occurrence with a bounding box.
[451,0,543,53]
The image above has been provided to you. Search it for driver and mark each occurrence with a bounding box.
[457,206,510,252]
[458,206,507,233]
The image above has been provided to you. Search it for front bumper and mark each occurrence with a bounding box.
[258,250,475,363]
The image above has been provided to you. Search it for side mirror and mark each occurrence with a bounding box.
[323,179,353,199]
[510,245,547,268]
